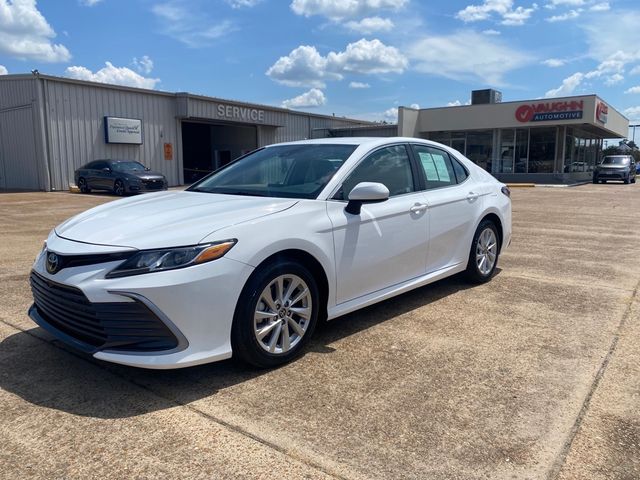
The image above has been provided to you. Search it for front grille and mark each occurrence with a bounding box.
[30,271,179,352]
[142,179,165,190]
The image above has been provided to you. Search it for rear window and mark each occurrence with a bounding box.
[602,157,630,165]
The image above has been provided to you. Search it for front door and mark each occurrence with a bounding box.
[325,144,428,304]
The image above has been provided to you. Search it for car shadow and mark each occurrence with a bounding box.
[0,271,494,419]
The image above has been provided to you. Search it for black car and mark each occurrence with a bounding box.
[593,155,637,184]
[74,160,168,195]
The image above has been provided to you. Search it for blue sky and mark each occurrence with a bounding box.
[2,0,640,138]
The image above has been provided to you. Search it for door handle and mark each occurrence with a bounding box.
[467,192,479,201]
[410,203,428,214]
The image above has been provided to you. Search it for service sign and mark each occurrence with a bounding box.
[216,104,265,123]
[515,100,584,123]
[104,117,143,144]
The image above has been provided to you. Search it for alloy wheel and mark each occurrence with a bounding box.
[475,228,498,276]
[253,274,312,355]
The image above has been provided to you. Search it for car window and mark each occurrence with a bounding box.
[412,145,457,189]
[93,161,108,170]
[451,158,468,183]
[335,145,414,200]
[602,157,630,165]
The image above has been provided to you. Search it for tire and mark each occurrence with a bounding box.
[114,179,125,196]
[631,176,636,184]
[624,177,630,184]
[465,220,500,284]
[78,177,90,193]
[231,260,320,368]
[592,177,598,184]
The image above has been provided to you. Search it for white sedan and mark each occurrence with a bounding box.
[29,138,511,369]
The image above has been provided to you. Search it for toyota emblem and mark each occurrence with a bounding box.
[46,251,60,274]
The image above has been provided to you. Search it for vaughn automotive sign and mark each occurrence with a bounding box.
[515,100,584,123]
[104,117,143,144]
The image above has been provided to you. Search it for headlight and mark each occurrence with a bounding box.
[105,239,236,278]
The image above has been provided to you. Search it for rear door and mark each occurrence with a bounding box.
[410,144,483,273]
[325,144,429,304]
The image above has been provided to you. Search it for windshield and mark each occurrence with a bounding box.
[188,144,357,199]
[113,161,147,172]
[601,157,630,165]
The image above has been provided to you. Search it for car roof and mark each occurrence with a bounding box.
[267,137,434,149]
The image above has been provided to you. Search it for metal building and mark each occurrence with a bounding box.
[0,74,373,191]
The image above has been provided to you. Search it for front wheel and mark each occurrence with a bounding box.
[232,260,320,368]
[465,220,500,284]
[114,179,125,196]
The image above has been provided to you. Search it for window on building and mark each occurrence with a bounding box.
[528,128,556,173]
[466,130,493,172]
[515,129,528,173]
[498,129,515,173]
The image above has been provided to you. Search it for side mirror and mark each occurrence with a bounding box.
[145,167,150,171]
[345,182,390,215]
[102,167,111,173]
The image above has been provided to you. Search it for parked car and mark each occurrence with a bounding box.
[74,160,168,195]
[593,155,636,184]
[30,138,512,369]
[636,160,640,174]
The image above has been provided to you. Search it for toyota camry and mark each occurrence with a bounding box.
[29,138,512,369]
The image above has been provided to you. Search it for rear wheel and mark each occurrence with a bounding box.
[114,179,125,196]
[232,260,319,368]
[78,177,90,193]
[465,220,500,284]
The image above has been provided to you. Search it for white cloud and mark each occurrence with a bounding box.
[65,62,160,89]
[546,9,581,22]
[545,0,584,7]
[604,72,623,86]
[589,2,609,11]
[266,45,341,88]
[226,0,261,7]
[501,5,537,25]
[344,16,394,34]
[383,107,398,122]
[623,106,640,121]
[349,81,370,88]
[0,64,7,75]
[0,0,71,62]
[408,31,531,85]
[543,58,566,67]
[482,28,501,34]
[630,65,640,76]
[290,0,408,20]
[132,55,153,74]
[545,72,584,97]
[456,0,537,26]
[624,86,640,94]
[281,88,326,108]
[152,1,235,47]
[448,100,463,106]
[267,39,407,87]
[79,0,103,5]
[327,38,407,74]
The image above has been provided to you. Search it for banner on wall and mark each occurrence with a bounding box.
[104,117,143,144]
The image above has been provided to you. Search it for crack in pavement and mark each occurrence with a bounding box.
[546,277,640,480]
[0,317,352,480]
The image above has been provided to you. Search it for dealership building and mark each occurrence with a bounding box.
[396,90,629,184]
[0,76,630,190]
[0,74,373,191]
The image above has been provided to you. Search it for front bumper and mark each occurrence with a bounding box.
[128,180,168,193]
[29,234,254,369]
[594,170,627,181]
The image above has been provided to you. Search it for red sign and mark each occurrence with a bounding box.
[164,143,173,160]
[596,102,608,124]
[515,100,584,123]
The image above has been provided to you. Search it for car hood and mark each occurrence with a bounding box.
[55,191,298,250]
[127,170,165,180]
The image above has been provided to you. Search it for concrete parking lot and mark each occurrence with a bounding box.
[0,184,638,480]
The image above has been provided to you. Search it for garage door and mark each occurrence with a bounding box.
[0,106,40,190]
